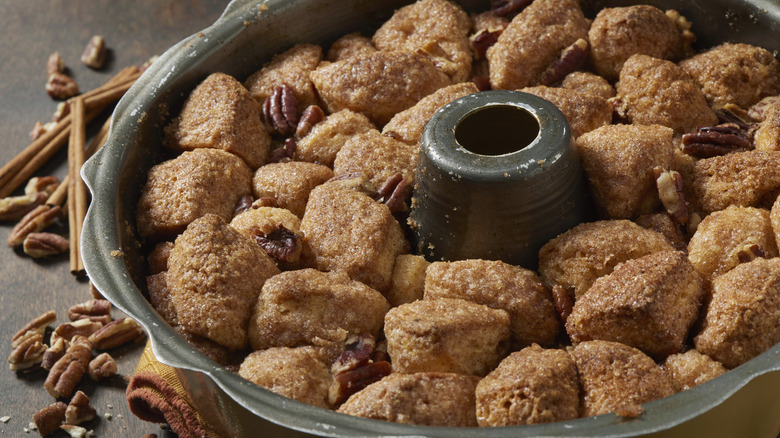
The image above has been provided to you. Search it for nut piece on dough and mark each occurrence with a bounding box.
[384,298,510,376]
[164,73,271,169]
[248,269,389,351]
[486,0,589,90]
[567,251,706,360]
[571,340,675,418]
[520,86,612,139]
[687,206,778,280]
[136,149,252,241]
[588,5,684,80]
[337,372,479,427]
[576,124,675,219]
[679,43,780,109]
[372,0,472,83]
[661,349,727,392]
[301,184,408,292]
[333,130,419,190]
[424,259,561,349]
[538,220,675,300]
[294,109,376,167]
[167,214,279,350]
[252,161,334,218]
[694,257,780,368]
[310,51,450,127]
[239,346,334,409]
[476,344,580,426]
[244,44,323,112]
[616,54,717,134]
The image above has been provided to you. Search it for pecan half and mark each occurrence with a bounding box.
[11,310,56,348]
[81,35,107,69]
[65,391,96,425]
[251,225,302,264]
[491,0,534,17]
[8,331,47,371]
[23,232,69,258]
[262,84,298,135]
[44,336,92,399]
[269,137,297,163]
[681,123,753,158]
[328,334,392,406]
[33,402,67,437]
[42,337,68,371]
[0,192,47,221]
[375,173,411,214]
[653,167,689,224]
[51,319,104,345]
[8,204,63,248]
[539,38,589,86]
[68,299,112,325]
[470,27,505,60]
[46,72,79,100]
[47,52,65,76]
[295,105,326,138]
[551,285,574,324]
[88,317,145,350]
[88,352,118,381]
[233,194,255,217]
[737,243,766,263]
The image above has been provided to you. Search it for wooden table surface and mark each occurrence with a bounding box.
[0,2,228,437]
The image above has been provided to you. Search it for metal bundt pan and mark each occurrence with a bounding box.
[81,0,780,436]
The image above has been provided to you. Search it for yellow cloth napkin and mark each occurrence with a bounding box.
[126,341,220,438]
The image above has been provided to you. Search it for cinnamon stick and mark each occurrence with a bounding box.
[68,97,87,276]
[0,116,70,194]
[46,175,68,208]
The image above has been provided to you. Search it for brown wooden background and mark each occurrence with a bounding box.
[0,1,229,437]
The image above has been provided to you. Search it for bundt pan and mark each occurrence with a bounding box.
[81,0,780,436]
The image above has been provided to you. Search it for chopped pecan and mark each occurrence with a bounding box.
[295,105,326,138]
[23,232,69,258]
[269,137,297,163]
[68,299,112,325]
[551,285,574,324]
[539,38,589,86]
[681,123,753,158]
[60,424,89,438]
[375,173,411,214]
[251,225,302,264]
[88,317,145,350]
[30,121,48,141]
[491,0,534,16]
[328,361,392,406]
[326,172,377,196]
[717,104,753,128]
[252,196,277,209]
[471,27,505,60]
[262,83,298,135]
[234,194,255,217]
[32,401,67,436]
[81,35,107,69]
[737,243,766,263]
[87,352,118,381]
[332,334,377,375]
[12,310,56,348]
[653,167,689,224]
[46,72,79,100]
[51,319,104,345]
[44,336,93,399]
[8,331,47,371]
[416,40,458,73]
[748,96,780,122]
[52,101,70,122]
[65,391,96,425]
[42,337,68,371]
[46,52,65,76]
[8,204,63,248]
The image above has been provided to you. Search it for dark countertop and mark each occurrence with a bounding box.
[0,1,228,437]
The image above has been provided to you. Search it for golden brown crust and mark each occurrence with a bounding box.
[294,109,376,167]
[333,130,419,189]
[520,86,612,139]
[326,32,377,62]
[661,349,727,392]
[424,259,561,349]
[252,161,334,218]
[566,251,706,360]
[476,345,580,426]
[634,213,688,251]
[754,101,780,152]
[561,71,616,100]
[244,44,323,111]
[571,340,675,417]
[384,298,510,376]
[337,372,480,426]
[386,254,429,307]
[694,257,780,368]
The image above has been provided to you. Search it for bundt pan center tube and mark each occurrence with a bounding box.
[80,0,780,436]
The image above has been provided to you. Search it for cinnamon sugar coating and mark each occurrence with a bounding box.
[326,32,376,62]
[310,51,450,126]
[520,86,612,138]
[384,298,510,376]
[567,251,706,360]
[337,372,479,427]
[164,72,270,169]
[487,0,589,90]
[333,130,419,189]
[239,346,334,409]
[168,214,279,350]
[136,148,252,241]
[252,161,333,218]
[476,345,580,426]
[661,349,727,392]
[616,54,717,134]
[694,258,780,368]
[372,0,472,83]
[244,44,323,112]
[754,100,780,152]
[538,220,674,300]
[294,109,376,167]
[635,212,688,251]
[561,71,616,100]
[588,5,683,80]
[248,269,389,351]
[386,254,429,308]
[424,259,561,349]
[576,124,674,219]
[687,206,778,280]
[679,43,780,109]
[571,340,675,417]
